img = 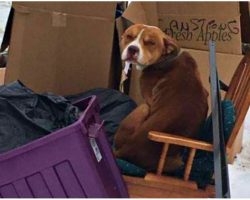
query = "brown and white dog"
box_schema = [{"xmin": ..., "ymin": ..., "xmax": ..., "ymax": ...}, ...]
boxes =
[{"xmin": 114, "ymin": 24, "xmax": 208, "ymax": 173}]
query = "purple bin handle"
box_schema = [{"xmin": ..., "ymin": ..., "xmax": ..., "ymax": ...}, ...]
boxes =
[
  {"xmin": 73, "ymin": 96, "xmax": 102, "ymax": 138},
  {"xmin": 88, "ymin": 121, "xmax": 105, "ymax": 138}
]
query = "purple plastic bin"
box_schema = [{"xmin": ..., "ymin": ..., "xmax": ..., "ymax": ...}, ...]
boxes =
[{"xmin": 0, "ymin": 96, "xmax": 128, "ymax": 198}]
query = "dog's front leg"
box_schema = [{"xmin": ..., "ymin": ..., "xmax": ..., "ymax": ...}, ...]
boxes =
[{"xmin": 114, "ymin": 103, "xmax": 150, "ymax": 150}]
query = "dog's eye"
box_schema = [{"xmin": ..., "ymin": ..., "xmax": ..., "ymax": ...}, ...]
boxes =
[
  {"xmin": 126, "ymin": 34, "xmax": 134, "ymax": 40},
  {"xmin": 144, "ymin": 40, "xmax": 156, "ymax": 46}
]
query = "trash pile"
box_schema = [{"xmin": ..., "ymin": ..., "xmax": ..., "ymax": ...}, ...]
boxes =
[{"xmin": 0, "ymin": 81, "xmax": 137, "ymax": 153}]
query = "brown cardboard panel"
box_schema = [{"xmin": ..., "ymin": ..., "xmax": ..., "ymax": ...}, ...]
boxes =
[
  {"xmin": 122, "ymin": 2, "xmax": 158, "ymax": 26},
  {"xmin": 122, "ymin": 2, "xmax": 148, "ymax": 25},
  {"xmin": 122, "ymin": 2, "xmax": 242, "ymax": 55},
  {"xmin": 155, "ymin": 2, "xmax": 240, "ymax": 16},
  {"xmin": 0, "ymin": 68, "xmax": 5, "ymax": 85},
  {"xmin": 116, "ymin": 17, "xmax": 132, "ymax": 46},
  {"xmin": 6, "ymin": 2, "xmax": 116, "ymax": 95},
  {"xmin": 13, "ymin": 2, "xmax": 116, "ymax": 20},
  {"xmin": 140, "ymin": 2, "xmax": 158, "ymax": 26},
  {"xmin": 158, "ymin": 15, "xmax": 241, "ymax": 55},
  {"xmin": 186, "ymin": 49, "xmax": 243, "ymax": 113},
  {"xmin": 129, "ymin": 49, "xmax": 243, "ymax": 114},
  {"xmin": 116, "ymin": 17, "xmax": 125, "ymax": 42}
]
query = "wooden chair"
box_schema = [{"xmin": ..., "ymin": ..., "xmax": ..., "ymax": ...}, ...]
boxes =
[{"xmin": 124, "ymin": 53, "xmax": 250, "ymax": 198}]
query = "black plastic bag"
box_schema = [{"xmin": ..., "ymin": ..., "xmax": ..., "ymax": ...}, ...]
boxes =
[
  {"xmin": 0, "ymin": 81, "xmax": 79, "ymax": 153},
  {"xmin": 66, "ymin": 88, "xmax": 137, "ymax": 145}
]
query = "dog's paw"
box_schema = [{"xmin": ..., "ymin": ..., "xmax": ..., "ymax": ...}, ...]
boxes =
[{"xmin": 140, "ymin": 104, "xmax": 150, "ymax": 115}]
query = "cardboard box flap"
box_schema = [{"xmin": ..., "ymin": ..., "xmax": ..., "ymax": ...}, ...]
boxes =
[
  {"xmin": 6, "ymin": 3, "xmax": 117, "ymax": 95},
  {"xmin": 156, "ymin": 2, "xmax": 240, "ymax": 16},
  {"xmin": 123, "ymin": 2, "xmax": 240, "ymax": 25},
  {"xmin": 122, "ymin": 2, "xmax": 147, "ymax": 24},
  {"xmin": 13, "ymin": 2, "xmax": 116, "ymax": 20},
  {"xmin": 139, "ymin": 2, "xmax": 158, "ymax": 26},
  {"xmin": 121, "ymin": 2, "xmax": 242, "ymax": 55},
  {"xmin": 0, "ymin": 68, "xmax": 5, "ymax": 85},
  {"xmin": 122, "ymin": 2, "xmax": 158, "ymax": 26}
]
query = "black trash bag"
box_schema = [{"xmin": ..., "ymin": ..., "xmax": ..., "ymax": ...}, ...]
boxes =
[
  {"xmin": 0, "ymin": 81, "xmax": 80, "ymax": 153},
  {"xmin": 66, "ymin": 88, "xmax": 137, "ymax": 145}
]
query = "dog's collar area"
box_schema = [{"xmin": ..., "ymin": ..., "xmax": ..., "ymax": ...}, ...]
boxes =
[{"xmin": 147, "ymin": 49, "xmax": 182, "ymax": 70}]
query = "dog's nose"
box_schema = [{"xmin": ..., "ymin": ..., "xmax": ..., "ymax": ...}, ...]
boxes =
[{"xmin": 128, "ymin": 45, "xmax": 139, "ymax": 55}]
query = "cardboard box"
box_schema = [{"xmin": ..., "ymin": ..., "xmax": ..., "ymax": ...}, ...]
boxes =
[
  {"xmin": 122, "ymin": 2, "xmax": 242, "ymax": 55},
  {"xmin": 129, "ymin": 49, "xmax": 243, "ymax": 113},
  {"xmin": 0, "ymin": 68, "xmax": 5, "ymax": 85},
  {"xmin": 5, "ymin": 2, "xmax": 118, "ymax": 95}
]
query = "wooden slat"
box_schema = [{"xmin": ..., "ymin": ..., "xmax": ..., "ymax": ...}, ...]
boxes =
[
  {"xmin": 227, "ymin": 124, "xmax": 244, "ymax": 163},
  {"xmin": 227, "ymin": 96, "xmax": 250, "ymax": 149},
  {"xmin": 144, "ymin": 173, "xmax": 198, "ymax": 190},
  {"xmin": 226, "ymin": 57, "xmax": 250, "ymax": 149},
  {"xmin": 235, "ymin": 79, "xmax": 250, "ymax": 120},
  {"xmin": 157, "ymin": 143, "xmax": 169, "ymax": 175},
  {"xmin": 149, "ymin": 131, "xmax": 213, "ymax": 151},
  {"xmin": 184, "ymin": 148, "xmax": 196, "ymax": 181},
  {"xmin": 231, "ymin": 63, "xmax": 247, "ymax": 104},
  {"xmin": 126, "ymin": 182, "xmax": 172, "ymax": 198},
  {"xmin": 123, "ymin": 175, "xmax": 215, "ymax": 198},
  {"xmin": 234, "ymin": 66, "xmax": 250, "ymax": 114},
  {"xmin": 225, "ymin": 54, "xmax": 248, "ymax": 100}
]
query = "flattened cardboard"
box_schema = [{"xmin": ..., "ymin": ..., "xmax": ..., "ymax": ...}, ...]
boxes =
[
  {"xmin": 0, "ymin": 68, "xmax": 5, "ymax": 85},
  {"xmin": 129, "ymin": 49, "xmax": 243, "ymax": 113},
  {"xmin": 122, "ymin": 2, "xmax": 242, "ymax": 55},
  {"xmin": 5, "ymin": 2, "xmax": 117, "ymax": 95}
]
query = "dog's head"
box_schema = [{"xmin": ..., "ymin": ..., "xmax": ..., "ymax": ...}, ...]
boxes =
[{"xmin": 121, "ymin": 24, "xmax": 180, "ymax": 70}]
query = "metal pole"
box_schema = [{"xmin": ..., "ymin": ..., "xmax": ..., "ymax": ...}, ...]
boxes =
[{"xmin": 209, "ymin": 41, "xmax": 230, "ymax": 198}]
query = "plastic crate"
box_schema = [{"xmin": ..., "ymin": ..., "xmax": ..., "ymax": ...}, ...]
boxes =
[{"xmin": 0, "ymin": 96, "xmax": 128, "ymax": 198}]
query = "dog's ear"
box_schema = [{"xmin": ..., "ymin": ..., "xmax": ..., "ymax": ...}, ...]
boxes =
[{"xmin": 163, "ymin": 36, "xmax": 180, "ymax": 56}]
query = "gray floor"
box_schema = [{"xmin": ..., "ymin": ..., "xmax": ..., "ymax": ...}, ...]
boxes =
[{"xmin": 229, "ymin": 109, "xmax": 250, "ymax": 198}]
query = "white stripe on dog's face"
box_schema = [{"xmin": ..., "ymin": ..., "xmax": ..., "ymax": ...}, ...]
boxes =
[
  {"xmin": 121, "ymin": 29, "xmax": 144, "ymax": 65},
  {"xmin": 143, "ymin": 24, "xmax": 160, "ymax": 30}
]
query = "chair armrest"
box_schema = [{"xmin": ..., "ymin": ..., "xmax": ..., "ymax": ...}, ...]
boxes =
[{"xmin": 148, "ymin": 131, "xmax": 213, "ymax": 152}]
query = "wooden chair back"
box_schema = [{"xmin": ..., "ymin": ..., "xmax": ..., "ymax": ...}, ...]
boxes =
[{"xmin": 225, "ymin": 52, "xmax": 250, "ymax": 149}]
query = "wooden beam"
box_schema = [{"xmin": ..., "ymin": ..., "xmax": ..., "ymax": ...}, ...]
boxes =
[
  {"xmin": 157, "ymin": 143, "xmax": 169, "ymax": 175},
  {"xmin": 144, "ymin": 173, "xmax": 198, "ymax": 190},
  {"xmin": 184, "ymin": 148, "xmax": 196, "ymax": 181},
  {"xmin": 123, "ymin": 175, "xmax": 215, "ymax": 198},
  {"xmin": 149, "ymin": 131, "xmax": 213, "ymax": 152}
]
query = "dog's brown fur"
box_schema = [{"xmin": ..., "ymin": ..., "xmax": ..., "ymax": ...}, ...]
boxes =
[{"xmin": 114, "ymin": 24, "xmax": 208, "ymax": 172}]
